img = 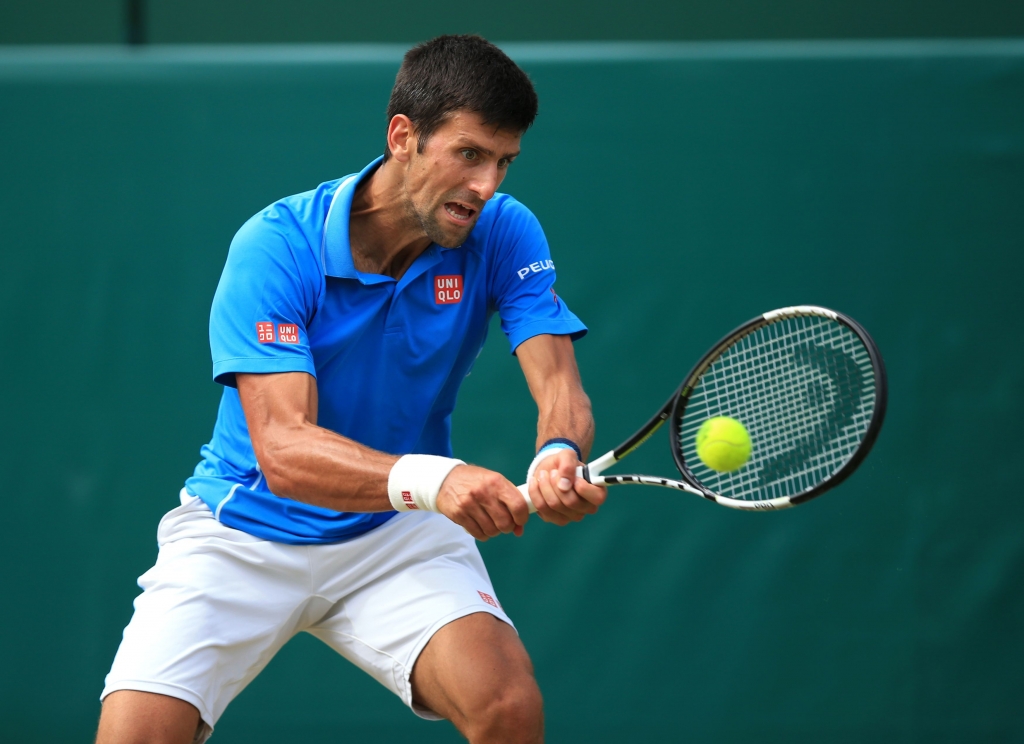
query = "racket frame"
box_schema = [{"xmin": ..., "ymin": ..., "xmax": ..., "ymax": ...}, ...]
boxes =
[{"xmin": 582, "ymin": 305, "xmax": 888, "ymax": 511}]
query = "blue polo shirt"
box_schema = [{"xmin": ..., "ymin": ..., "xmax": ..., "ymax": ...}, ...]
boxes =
[{"xmin": 185, "ymin": 157, "xmax": 587, "ymax": 544}]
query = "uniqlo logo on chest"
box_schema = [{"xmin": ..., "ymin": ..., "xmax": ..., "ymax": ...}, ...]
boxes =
[
  {"xmin": 277, "ymin": 324, "xmax": 299, "ymax": 344},
  {"xmin": 256, "ymin": 322, "xmax": 276, "ymax": 344},
  {"xmin": 435, "ymin": 275, "xmax": 463, "ymax": 304}
]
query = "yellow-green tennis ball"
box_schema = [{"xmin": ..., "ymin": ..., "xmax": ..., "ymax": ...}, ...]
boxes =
[{"xmin": 695, "ymin": 417, "xmax": 752, "ymax": 472}]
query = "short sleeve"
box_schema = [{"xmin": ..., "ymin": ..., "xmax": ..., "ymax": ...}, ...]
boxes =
[
  {"xmin": 488, "ymin": 199, "xmax": 587, "ymax": 353},
  {"xmin": 209, "ymin": 215, "xmax": 321, "ymax": 388}
]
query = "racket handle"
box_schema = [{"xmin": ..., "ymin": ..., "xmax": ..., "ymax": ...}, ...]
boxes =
[
  {"xmin": 516, "ymin": 483, "xmax": 538, "ymax": 514},
  {"xmin": 516, "ymin": 465, "xmax": 588, "ymax": 515}
]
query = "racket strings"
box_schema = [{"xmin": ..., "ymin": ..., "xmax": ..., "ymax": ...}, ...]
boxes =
[{"xmin": 678, "ymin": 315, "xmax": 877, "ymax": 501}]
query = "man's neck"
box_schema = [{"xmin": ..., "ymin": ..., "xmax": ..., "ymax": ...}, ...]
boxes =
[{"xmin": 348, "ymin": 159, "xmax": 432, "ymax": 279}]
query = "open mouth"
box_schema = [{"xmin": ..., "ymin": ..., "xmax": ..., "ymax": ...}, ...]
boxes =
[{"xmin": 444, "ymin": 201, "xmax": 477, "ymax": 224}]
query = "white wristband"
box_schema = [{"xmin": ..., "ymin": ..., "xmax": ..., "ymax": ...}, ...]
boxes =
[
  {"xmin": 388, "ymin": 454, "xmax": 465, "ymax": 513},
  {"xmin": 526, "ymin": 443, "xmax": 575, "ymax": 484}
]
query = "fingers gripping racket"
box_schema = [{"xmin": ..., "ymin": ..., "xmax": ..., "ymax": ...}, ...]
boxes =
[{"xmin": 518, "ymin": 305, "xmax": 887, "ymax": 511}]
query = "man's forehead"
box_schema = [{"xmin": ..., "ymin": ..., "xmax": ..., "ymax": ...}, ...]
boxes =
[{"xmin": 435, "ymin": 111, "xmax": 522, "ymax": 150}]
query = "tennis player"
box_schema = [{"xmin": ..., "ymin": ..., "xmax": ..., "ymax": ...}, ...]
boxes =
[{"xmin": 96, "ymin": 35, "xmax": 605, "ymax": 744}]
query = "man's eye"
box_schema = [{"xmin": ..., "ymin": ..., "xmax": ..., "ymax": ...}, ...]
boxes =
[
  {"xmin": 461, "ymin": 149, "xmax": 477, "ymax": 161},
  {"xmin": 498, "ymin": 158, "xmax": 510, "ymax": 169}
]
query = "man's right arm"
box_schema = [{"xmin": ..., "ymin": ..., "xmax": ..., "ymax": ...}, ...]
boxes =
[{"xmin": 236, "ymin": 371, "xmax": 529, "ymax": 540}]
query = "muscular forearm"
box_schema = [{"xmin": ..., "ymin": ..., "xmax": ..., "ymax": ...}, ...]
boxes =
[
  {"xmin": 237, "ymin": 371, "xmax": 399, "ymax": 512},
  {"xmin": 517, "ymin": 334, "xmax": 596, "ymax": 460},
  {"xmin": 517, "ymin": 335, "xmax": 606, "ymax": 525},
  {"xmin": 534, "ymin": 383, "xmax": 595, "ymax": 460},
  {"xmin": 237, "ymin": 372, "xmax": 527, "ymax": 538},
  {"xmin": 256, "ymin": 421, "xmax": 398, "ymax": 512}
]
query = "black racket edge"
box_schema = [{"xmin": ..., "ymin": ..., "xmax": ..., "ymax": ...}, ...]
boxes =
[
  {"xmin": 608, "ymin": 392, "xmax": 678, "ymax": 461},
  {"xmin": 666, "ymin": 306, "xmax": 889, "ymax": 506},
  {"xmin": 576, "ymin": 390, "xmax": 679, "ymax": 486}
]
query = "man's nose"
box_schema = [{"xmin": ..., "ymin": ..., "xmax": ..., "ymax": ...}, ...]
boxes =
[{"xmin": 468, "ymin": 166, "xmax": 500, "ymax": 202}]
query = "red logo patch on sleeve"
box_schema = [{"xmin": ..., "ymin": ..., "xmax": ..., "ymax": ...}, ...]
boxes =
[
  {"xmin": 277, "ymin": 324, "xmax": 299, "ymax": 344},
  {"xmin": 256, "ymin": 322, "xmax": 275, "ymax": 344},
  {"xmin": 435, "ymin": 275, "xmax": 463, "ymax": 304}
]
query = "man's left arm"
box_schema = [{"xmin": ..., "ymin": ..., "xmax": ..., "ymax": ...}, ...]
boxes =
[{"xmin": 517, "ymin": 333, "xmax": 607, "ymax": 525}]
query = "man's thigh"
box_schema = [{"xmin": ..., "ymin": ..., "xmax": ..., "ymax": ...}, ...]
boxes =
[
  {"xmin": 96, "ymin": 690, "xmax": 202, "ymax": 744},
  {"xmin": 410, "ymin": 612, "xmax": 542, "ymax": 735},
  {"xmin": 101, "ymin": 496, "xmax": 311, "ymax": 737},
  {"xmin": 306, "ymin": 511, "xmax": 517, "ymax": 720}
]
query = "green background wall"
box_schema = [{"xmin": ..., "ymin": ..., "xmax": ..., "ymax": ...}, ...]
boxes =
[
  {"xmin": 1, "ymin": 41, "xmax": 1022, "ymax": 742},
  {"xmin": 2, "ymin": 0, "xmax": 1024, "ymax": 44}
]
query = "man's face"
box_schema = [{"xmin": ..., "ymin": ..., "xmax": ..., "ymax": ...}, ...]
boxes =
[{"xmin": 401, "ymin": 111, "xmax": 522, "ymax": 248}]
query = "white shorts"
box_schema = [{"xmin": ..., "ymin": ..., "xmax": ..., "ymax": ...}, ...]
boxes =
[{"xmin": 102, "ymin": 492, "xmax": 512, "ymax": 742}]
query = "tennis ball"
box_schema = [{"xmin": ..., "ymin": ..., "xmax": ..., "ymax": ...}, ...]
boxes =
[{"xmin": 695, "ymin": 417, "xmax": 752, "ymax": 472}]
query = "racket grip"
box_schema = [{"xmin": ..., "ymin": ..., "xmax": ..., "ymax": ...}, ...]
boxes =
[
  {"xmin": 516, "ymin": 483, "xmax": 538, "ymax": 514},
  {"xmin": 516, "ymin": 465, "xmax": 587, "ymax": 515}
]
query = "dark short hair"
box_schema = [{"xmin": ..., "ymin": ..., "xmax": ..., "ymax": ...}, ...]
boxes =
[{"xmin": 384, "ymin": 35, "xmax": 539, "ymax": 159}]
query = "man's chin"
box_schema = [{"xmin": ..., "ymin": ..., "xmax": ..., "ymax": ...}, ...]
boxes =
[
  {"xmin": 416, "ymin": 205, "xmax": 479, "ymax": 248},
  {"xmin": 426, "ymin": 221, "xmax": 475, "ymax": 249}
]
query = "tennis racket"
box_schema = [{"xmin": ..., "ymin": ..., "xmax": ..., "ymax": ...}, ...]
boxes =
[{"xmin": 518, "ymin": 305, "xmax": 887, "ymax": 511}]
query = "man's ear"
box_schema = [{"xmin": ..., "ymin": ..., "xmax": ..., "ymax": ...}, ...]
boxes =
[{"xmin": 387, "ymin": 115, "xmax": 416, "ymax": 163}]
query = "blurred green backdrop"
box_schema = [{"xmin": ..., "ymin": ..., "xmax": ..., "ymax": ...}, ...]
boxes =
[
  {"xmin": 2, "ymin": 0, "xmax": 1024, "ymax": 44},
  {"xmin": 1, "ymin": 40, "xmax": 1022, "ymax": 742}
]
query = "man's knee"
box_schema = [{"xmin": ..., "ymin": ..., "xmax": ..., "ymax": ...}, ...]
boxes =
[
  {"xmin": 412, "ymin": 613, "xmax": 544, "ymax": 742},
  {"xmin": 466, "ymin": 674, "xmax": 544, "ymax": 743}
]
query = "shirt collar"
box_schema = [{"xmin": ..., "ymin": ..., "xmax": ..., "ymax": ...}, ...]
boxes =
[{"xmin": 322, "ymin": 156, "xmax": 391, "ymax": 283}]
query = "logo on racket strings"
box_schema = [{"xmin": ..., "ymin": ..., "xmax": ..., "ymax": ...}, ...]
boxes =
[{"xmin": 756, "ymin": 341, "xmax": 866, "ymax": 488}]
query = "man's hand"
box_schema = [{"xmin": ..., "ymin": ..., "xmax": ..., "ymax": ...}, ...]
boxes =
[
  {"xmin": 437, "ymin": 465, "xmax": 532, "ymax": 541},
  {"xmin": 526, "ymin": 447, "xmax": 607, "ymax": 526}
]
